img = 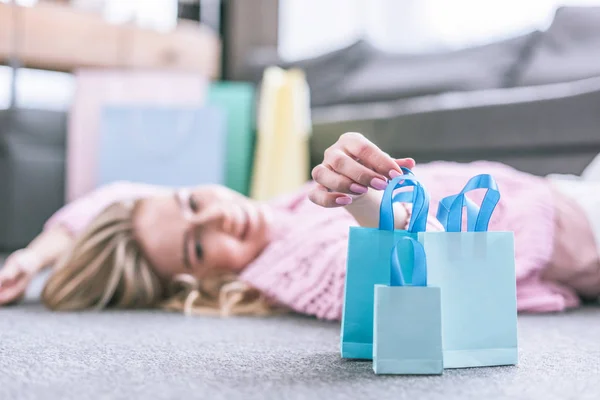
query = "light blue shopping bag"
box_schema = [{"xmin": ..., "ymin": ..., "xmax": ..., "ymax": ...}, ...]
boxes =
[
  {"xmin": 420, "ymin": 174, "xmax": 518, "ymax": 368},
  {"xmin": 373, "ymin": 236, "xmax": 443, "ymax": 375},
  {"xmin": 341, "ymin": 168, "xmax": 430, "ymax": 359},
  {"xmin": 97, "ymin": 105, "xmax": 227, "ymax": 188}
]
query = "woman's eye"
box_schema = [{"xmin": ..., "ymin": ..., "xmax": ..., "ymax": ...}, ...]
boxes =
[
  {"xmin": 189, "ymin": 195, "xmax": 199, "ymax": 212},
  {"xmin": 194, "ymin": 241, "xmax": 204, "ymax": 260}
]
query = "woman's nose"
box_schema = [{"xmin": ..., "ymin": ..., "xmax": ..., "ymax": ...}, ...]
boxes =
[{"xmin": 187, "ymin": 205, "xmax": 226, "ymax": 228}]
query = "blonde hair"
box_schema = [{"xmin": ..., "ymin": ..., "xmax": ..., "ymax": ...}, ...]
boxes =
[{"xmin": 42, "ymin": 201, "xmax": 273, "ymax": 317}]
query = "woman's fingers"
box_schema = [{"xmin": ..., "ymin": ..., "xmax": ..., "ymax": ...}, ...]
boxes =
[
  {"xmin": 0, "ymin": 265, "xmax": 28, "ymax": 305},
  {"xmin": 0, "ymin": 248, "xmax": 35, "ymax": 305},
  {"xmin": 0, "ymin": 263, "xmax": 21, "ymax": 287},
  {"xmin": 337, "ymin": 132, "xmax": 403, "ymax": 178},
  {"xmin": 395, "ymin": 158, "xmax": 416, "ymax": 170},
  {"xmin": 319, "ymin": 133, "xmax": 417, "ymax": 195},
  {"xmin": 311, "ymin": 163, "xmax": 370, "ymax": 194},
  {"xmin": 0, "ymin": 278, "xmax": 27, "ymax": 305},
  {"xmin": 308, "ymin": 184, "xmax": 352, "ymax": 208},
  {"xmin": 321, "ymin": 148, "xmax": 387, "ymax": 191}
]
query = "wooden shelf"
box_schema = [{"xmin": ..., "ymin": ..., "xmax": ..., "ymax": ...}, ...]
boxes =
[{"xmin": 0, "ymin": 3, "xmax": 221, "ymax": 78}]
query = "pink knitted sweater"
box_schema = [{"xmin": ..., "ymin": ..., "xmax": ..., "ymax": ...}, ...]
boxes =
[{"xmin": 46, "ymin": 161, "xmax": 584, "ymax": 319}]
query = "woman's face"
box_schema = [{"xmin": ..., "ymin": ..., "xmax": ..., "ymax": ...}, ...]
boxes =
[{"xmin": 133, "ymin": 185, "xmax": 273, "ymax": 280}]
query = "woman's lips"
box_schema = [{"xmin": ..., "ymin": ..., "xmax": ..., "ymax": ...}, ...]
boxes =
[
  {"xmin": 240, "ymin": 205, "xmax": 257, "ymax": 241},
  {"xmin": 240, "ymin": 210, "xmax": 251, "ymax": 240},
  {"xmin": 236, "ymin": 201, "xmax": 273, "ymax": 242}
]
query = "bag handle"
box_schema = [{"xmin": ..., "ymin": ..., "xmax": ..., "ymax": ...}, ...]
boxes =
[
  {"xmin": 436, "ymin": 174, "xmax": 500, "ymax": 232},
  {"xmin": 379, "ymin": 167, "xmax": 430, "ymax": 233},
  {"xmin": 390, "ymin": 237, "xmax": 427, "ymax": 286}
]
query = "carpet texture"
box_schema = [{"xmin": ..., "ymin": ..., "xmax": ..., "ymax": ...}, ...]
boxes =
[{"xmin": 1, "ymin": 263, "xmax": 600, "ymax": 399}]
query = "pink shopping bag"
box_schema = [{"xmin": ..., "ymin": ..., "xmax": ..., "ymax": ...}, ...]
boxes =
[{"xmin": 67, "ymin": 69, "xmax": 208, "ymax": 201}]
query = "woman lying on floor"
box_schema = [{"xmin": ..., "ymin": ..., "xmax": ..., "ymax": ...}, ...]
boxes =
[{"xmin": 1, "ymin": 132, "xmax": 599, "ymax": 316}]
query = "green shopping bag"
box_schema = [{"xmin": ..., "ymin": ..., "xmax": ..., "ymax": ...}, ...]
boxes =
[{"xmin": 207, "ymin": 82, "xmax": 255, "ymax": 196}]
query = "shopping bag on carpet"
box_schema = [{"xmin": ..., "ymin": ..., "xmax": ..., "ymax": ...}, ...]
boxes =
[
  {"xmin": 373, "ymin": 237, "xmax": 443, "ymax": 375},
  {"xmin": 340, "ymin": 169, "xmax": 430, "ymax": 359},
  {"xmin": 419, "ymin": 174, "xmax": 518, "ymax": 368},
  {"xmin": 97, "ymin": 105, "xmax": 227, "ymax": 188}
]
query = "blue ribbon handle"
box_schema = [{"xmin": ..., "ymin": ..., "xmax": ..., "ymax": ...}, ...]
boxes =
[
  {"xmin": 391, "ymin": 167, "xmax": 418, "ymax": 202},
  {"xmin": 379, "ymin": 168, "xmax": 430, "ymax": 233},
  {"xmin": 436, "ymin": 174, "xmax": 500, "ymax": 232},
  {"xmin": 390, "ymin": 237, "xmax": 428, "ymax": 287}
]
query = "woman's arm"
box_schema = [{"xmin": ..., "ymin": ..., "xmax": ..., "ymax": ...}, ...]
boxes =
[
  {"xmin": 26, "ymin": 225, "xmax": 74, "ymax": 271},
  {"xmin": 45, "ymin": 181, "xmax": 166, "ymax": 236},
  {"xmin": 343, "ymin": 188, "xmax": 408, "ymax": 228},
  {"xmin": 0, "ymin": 225, "xmax": 73, "ymax": 305},
  {"xmin": 343, "ymin": 188, "xmax": 444, "ymax": 231},
  {"xmin": 0, "ymin": 181, "xmax": 165, "ymax": 305}
]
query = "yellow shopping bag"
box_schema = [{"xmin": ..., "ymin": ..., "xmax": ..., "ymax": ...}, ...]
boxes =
[{"xmin": 250, "ymin": 67, "xmax": 311, "ymax": 200}]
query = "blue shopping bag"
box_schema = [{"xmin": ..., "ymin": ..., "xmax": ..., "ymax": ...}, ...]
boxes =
[
  {"xmin": 97, "ymin": 105, "xmax": 227, "ymax": 188},
  {"xmin": 373, "ymin": 236, "xmax": 443, "ymax": 375},
  {"xmin": 419, "ymin": 174, "xmax": 518, "ymax": 368},
  {"xmin": 340, "ymin": 168, "xmax": 430, "ymax": 359}
]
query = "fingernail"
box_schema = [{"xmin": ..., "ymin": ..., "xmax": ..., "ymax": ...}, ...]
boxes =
[
  {"xmin": 335, "ymin": 196, "xmax": 353, "ymax": 205},
  {"xmin": 389, "ymin": 169, "xmax": 401, "ymax": 178},
  {"xmin": 349, "ymin": 183, "xmax": 368, "ymax": 194},
  {"xmin": 370, "ymin": 177, "xmax": 388, "ymax": 190}
]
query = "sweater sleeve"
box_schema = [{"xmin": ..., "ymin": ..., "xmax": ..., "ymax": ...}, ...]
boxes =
[
  {"xmin": 240, "ymin": 196, "xmax": 444, "ymax": 321},
  {"xmin": 242, "ymin": 162, "xmax": 582, "ymax": 319},
  {"xmin": 44, "ymin": 182, "xmax": 167, "ymax": 236}
]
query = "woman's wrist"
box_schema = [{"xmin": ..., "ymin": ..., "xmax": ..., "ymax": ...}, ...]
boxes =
[
  {"xmin": 344, "ymin": 190, "xmax": 382, "ymax": 228},
  {"xmin": 8, "ymin": 248, "xmax": 44, "ymax": 275},
  {"xmin": 24, "ymin": 225, "xmax": 74, "ymax": 273},
  {"xmin": 344, "ymin": 189, "xmax": 410, "ymax": 230}
]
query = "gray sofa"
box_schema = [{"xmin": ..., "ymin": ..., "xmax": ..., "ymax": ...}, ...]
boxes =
[{"xmin": 295, "ymin": 6, "xmax": 600, "ymax": 177}]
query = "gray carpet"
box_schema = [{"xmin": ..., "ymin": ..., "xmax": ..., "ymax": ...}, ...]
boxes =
[{"xmin": 1, "ymin": 263, "xmax": 600, "ymax": 399}]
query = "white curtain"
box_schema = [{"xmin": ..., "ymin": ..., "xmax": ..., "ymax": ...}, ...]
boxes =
[
  {"xmin": 0, "ymin": 0, "xmax": 177, "ymax": 110},
  {"xmin": 0, "ymin": 0, "xmax": 178, "ymax": 31},
  {"xmin": 279, "ymin": 0, "xmax": 600, "ymax": 61},
  {"xmin": 102, "ymin": 0, "xmax": 178, "ymax": 31}
]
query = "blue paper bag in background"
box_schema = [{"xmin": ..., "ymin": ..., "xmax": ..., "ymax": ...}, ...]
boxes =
[
  {"xmin": 97, "ymin": 106, "xmax": 227, "ymax": 188},
  {"xmin": 420, "ymin": 174, "xmax": 518, "ymax": 368},
  {"xmin": 373, "ymin": 237, "xmax": 443, "ymax": 375},
  {"xmin": 341, "ymin": 169, "xmax": 430, "ymax": 359}
]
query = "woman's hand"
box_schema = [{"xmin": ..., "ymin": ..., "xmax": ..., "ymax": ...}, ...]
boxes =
[
  {"xmin": 0, "ymin": 249, "xmax": 41, "ymax": 305},
  {"xmin": 309, "ymin": 132, "xmax": 415, "ymax": 207}
]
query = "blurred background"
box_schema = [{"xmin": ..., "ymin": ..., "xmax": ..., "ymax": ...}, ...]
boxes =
[{"xmin": 1, "ymin": 0, "xmax": 600, "ymax": 252}]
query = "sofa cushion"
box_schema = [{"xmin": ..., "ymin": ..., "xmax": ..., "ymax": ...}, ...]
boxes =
[
  {"xmin": 336, "ymin": 32, "xmax": 539, "ymax": 106},
  {"xmin": 513, "ymin": 6, "xmax": 600, "ymax": 86}
]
